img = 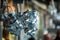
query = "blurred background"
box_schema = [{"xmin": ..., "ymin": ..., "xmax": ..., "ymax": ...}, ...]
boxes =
[{"xmin": 0, "ymin": 0, "xmax": 60, "ymax": 40}]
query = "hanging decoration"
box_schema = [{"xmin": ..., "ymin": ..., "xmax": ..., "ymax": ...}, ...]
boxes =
[{"xmin": 1, "ymin": 0, "xmax": 38, "ymax": 37}]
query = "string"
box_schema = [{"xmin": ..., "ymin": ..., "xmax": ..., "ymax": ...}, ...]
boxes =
[
  {"xmin": 27, "ymin": 0, "xmax": 29, "ymax": 10},
  {"xmin": 5, "ymin": 0, "xmax": 9, "ymax": 13}
]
